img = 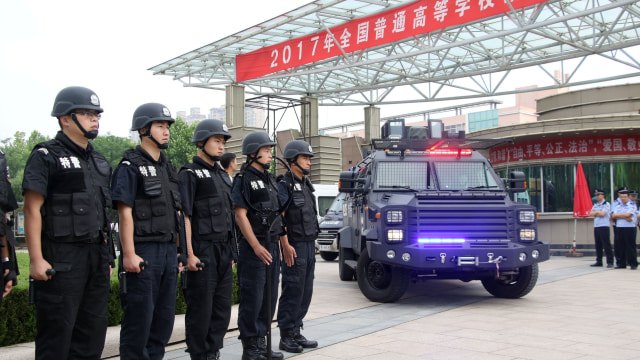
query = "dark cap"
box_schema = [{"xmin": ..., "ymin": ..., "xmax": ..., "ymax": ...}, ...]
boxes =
[
  {"xmin": 617, "ymin": 186, "xmax": 629, "ymax": 194},
  {"xmin": 630, "ymin": 190, "xmax": 638, "ymax": 196},
  {"xmin": 593, "ymin": 188, "xmax": 605, "ymax": 195}
]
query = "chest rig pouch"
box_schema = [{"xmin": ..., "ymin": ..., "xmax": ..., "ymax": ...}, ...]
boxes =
[
  {"xmin": 282, "ymin": 174, "xmax": 319, "ymax": 240},
  {"xmin": 122, "ymin": 149, "xmax": 181, "ymax": 242},
  {"xmin": 40, "ymin": 140, "xmax": 110, "ymax": 242},
  {"xmin": 183, "ymin": 161, "xmax": 232, "ymax": 241},
  {"xmin": 241, "ymin": 169, "xmax": 282, "ymax": 242}
]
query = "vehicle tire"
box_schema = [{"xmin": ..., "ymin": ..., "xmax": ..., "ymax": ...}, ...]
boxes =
[
  {"xmin": 356, "ymin": 248, "xmax": 408, "ymax": 303},
  {"xmin": 320, "ymin": 251, "xmax": 339, "ymax": 261},
  {"xmin": 481, "ymin": 263, "xmax": 539, "ymax": 299},
  {"xmin": 339, "ymin": 246, "xmax": 355, "ymax": 281}
]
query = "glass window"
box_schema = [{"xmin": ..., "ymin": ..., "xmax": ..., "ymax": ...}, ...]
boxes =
[
  {"xmin": 375, "ymin": 161, "xmax": 434, "ymax": 190},
  {"xmin": 326, "ymin": 193, "xmax": 345, "ymax": 215},
  {"xmin": 542, "ymin": 164, "xmax": 574, "ymax": 212},
  {"xmin": 582, "ymin": 162, "xmax": 611, "ymax": 202},
  {"xmin": 501, "ymin": 167, "xmax": 542, "ymax": 211},
  {"xmin": 613, "ymin": 162, "xmax": 640, "ymax": 194},
  {"xmin": 434, "ymin": 162, "xmax": 500, "ymax": 191},
  {"xmin": 317, "ymin": 196, "xmax": 335, "ymax": 216}
]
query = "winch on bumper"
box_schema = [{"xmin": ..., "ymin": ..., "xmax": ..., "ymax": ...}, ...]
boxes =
[{"xmin": 368, "ymin": 241, "xmax": 550, "ymax": 270}]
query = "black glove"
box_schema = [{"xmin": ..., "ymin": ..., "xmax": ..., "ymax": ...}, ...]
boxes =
[{"xmin": 4, "ymin": 269, "xmax": 17, "ymax": 286}]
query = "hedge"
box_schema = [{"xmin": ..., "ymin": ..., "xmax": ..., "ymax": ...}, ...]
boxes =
[{"xmin": 0, "ymin": 253, "xmax": 240, "ymax": 347}]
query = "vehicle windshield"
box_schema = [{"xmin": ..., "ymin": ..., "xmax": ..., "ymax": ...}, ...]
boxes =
[
  {"xmin": 327, "ymin": 193, "xmax": 345, "ymax": 214},
  {"xmin": 375, "ymin": 162, "xmax": 435, "ymax": 191},
  {"xmin": 434, "ymin": 161, "xmax": 500, "ymax": 191}
]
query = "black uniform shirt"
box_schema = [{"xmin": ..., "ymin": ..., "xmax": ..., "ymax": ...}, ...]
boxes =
[
  {"xmin": 23, "ymin": 131, "xmax": 95, "ymax": 197},
  {"xmin": 111, "ymin": 147, "xmax": 168, "ymax": 209}
]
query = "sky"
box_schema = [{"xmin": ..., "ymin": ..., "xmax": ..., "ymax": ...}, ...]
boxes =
[
  {"xmin": 1, "ymin": 1, "xmax": 639, "ymax": 141},
  {"xmin": 0, "ymin": 0, "xmax": 306, "ymax": 139}
]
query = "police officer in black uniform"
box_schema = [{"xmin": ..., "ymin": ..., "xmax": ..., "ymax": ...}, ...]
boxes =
[
  {"xmin": 111, "ymin": 103, "xmax": 182, "ymax": 360},
  {"xmin": 231, "ymin": 131, "xmax": 284, "ymax": 360},
  {"xmin": 23, "ymin": 86, "xmax": 113, "ymax": 359},
  {"xmin": 277, "ymin": 140, "xmax": 319, "ymax": 353},
  {"xmin": 1, "ymin": 148, "xmax": 19, "ymax": 301},
  {"xmin": 179, "ymin": 119, "xmax": 235, "ymax": 360}
]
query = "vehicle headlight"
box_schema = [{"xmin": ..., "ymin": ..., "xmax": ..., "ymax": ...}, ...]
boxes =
[
  {"xmin": 520, "ymin": 229, "xmax": 536, "ymax": 242},
  {"xmin": 386, "ymin": 210, "xmax": 403, "ymax": 224},
  {"xmin": 519, "ymin": 210, "xmax": 536, "ymax": 224},
  {"xmin": 387, "ymin": 229, "xmax": 403, "ymax": 242}
]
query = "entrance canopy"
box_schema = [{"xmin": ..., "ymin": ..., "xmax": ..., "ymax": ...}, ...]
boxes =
[{"xmin": 150, "ymin": 0, "xmax": 640, "ymax": 106}]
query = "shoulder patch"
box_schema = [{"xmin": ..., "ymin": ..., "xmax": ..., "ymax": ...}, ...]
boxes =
[
  {"xmin": 37, "ymin": 148, "xmax": 49, "ymax": 155},
  {"xmin": 122, "ymin": 160, "xmax": 131, "ymax": 166}
]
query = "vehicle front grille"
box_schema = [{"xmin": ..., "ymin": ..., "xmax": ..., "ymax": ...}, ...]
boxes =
[
  {"xmin": 408, "ymin": 196, "xmax": 513, "ymax": 248},
  {"xmin": 316, "ymin": 230, "xmax": 338, "ymax": 245}
]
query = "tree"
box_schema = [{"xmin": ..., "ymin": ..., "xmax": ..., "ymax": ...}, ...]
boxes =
[
  {"xmin": 92, "ymin": 133, "xmax": 135, "ymax": 169},
  {"xmin": 165, "ymin": 118, "xmax": 197, "ymax": 170},
  {"xmin": 1, "ymin": 131, "xmax": 49, "ymax": 202}
]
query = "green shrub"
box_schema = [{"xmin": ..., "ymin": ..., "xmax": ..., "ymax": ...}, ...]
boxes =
[{"xmin": 0, "ymin": 253, "xmax": 239, "ymax": 346}]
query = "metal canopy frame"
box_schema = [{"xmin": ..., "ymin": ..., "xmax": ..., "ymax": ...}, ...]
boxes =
[
  {"xmin": 245, "ymin": 94, "xmax": 311, "ymax": 140},
  {"xmin": 150, "ymin": 0, "xmax": 640, "ymax": 106}
]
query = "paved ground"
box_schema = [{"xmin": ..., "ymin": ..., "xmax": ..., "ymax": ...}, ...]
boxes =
[{"xmin": 3, "ymin": 255, "xmax": 640, "ymax": 360}]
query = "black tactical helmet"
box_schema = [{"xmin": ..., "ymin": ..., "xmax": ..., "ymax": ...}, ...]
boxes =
[
  {"xmin": 192, "ymin": 119, "xmax": 231, "ymax": 143},
  {"xmin": 51, "ymin": 86, "xmax": 103, "ymax": 117},
  {"xmin": 131, "ymin": 103, "xmax": 175, "ymax": 131},
  {"xmin": 283, "ymin": 140, "xmax": 314, "ymax": 160},
  {"xmin": 242, "ymin": 132, "xmax": 276, "ymax": 155}
]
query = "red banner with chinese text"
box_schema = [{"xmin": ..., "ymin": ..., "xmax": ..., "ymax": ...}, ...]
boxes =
[
  {"xmin": 236, "ymin": 0, "xmax": 549, "ymax": 82},
  {"xmin": 489, "ymin": 135, "xmax": 640, "ymax": 165}
]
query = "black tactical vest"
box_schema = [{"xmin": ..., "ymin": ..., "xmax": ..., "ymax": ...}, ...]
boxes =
[
  {"xmin": 38, "ymin": 139, "xmax": 111, "ymax": 242},
  {"xmin": 181, "ymin": 157, "xmax": 232, "ymax": 241},
  {"xmin": 0, "ymin": 150, "xmax": 18, "ymax": 213},
  {"xmin": 121, "ymin": 147, "xmax": 181, "ymax": 243},
  {"xmin": 281, "ymin": 173, "xmax": 319, "ymax": 242},
  {"xmin": 237, "ymin": 167, "xmax": 282, "ymax": 242}
]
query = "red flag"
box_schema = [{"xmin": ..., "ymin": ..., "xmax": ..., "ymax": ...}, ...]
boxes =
[{"xmin": 573, "ymin": 162, "xmax": 592, "ymax": 218}]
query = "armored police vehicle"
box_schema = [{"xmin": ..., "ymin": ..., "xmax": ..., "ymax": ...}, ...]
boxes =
[
  {"xmin": 316, "ymin": 193, "xmax": 346, "ymax": 261},
  {"xmin": 337, "ymin": 119, "xmax": 549, "ymax": 303}
]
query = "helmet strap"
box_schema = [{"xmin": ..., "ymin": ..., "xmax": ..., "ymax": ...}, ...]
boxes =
[
  {"xmin": 70, "ymin": 113, "xmax": 98, "ymax": 140},
  {"xmin": 295, "ymin": 161, "xmax": 310, "ymax": 176},
  {"xmin": 143, "ymin": 124, "xmax": 168, "ymax": 150},
  {"xmin": 289, "ymin": 156, "xmax": 309, "ymax": 176},
  {"xmin": 248, "ymin": 154, "xmax": 270, "ymax": 171},
  {"xmin": 198, "ymin": 138, "xmax": 220, "ymax": 162}
]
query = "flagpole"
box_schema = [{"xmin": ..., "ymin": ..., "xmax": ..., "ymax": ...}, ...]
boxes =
[{"xmin": 567, "ymin": 161, "xmax": 586, "ymax": 258}]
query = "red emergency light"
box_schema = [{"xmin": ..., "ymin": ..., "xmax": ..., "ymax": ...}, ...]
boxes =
[{"xmin": 425, "ymin": 149, "xmax": 472, "ymax": 156}]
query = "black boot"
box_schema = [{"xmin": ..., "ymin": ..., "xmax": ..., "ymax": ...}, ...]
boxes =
[
  {"xmin": 279, "ymin": 328, "xmax": 303, "ymax": 353},
  {"xmin": 242, "ymin": 337, "xmax": 267, "ymax": 360},
  {"xmin": 257, "ymin": 336, "xmax": 284, "ymax": 360},
  {"xmin": 294, "ymin": 327, "xmax": 318, "ymax": 348}
]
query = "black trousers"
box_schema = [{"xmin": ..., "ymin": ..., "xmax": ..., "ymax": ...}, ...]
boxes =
[
  {"xmin": 277, "ymin": 241, "xmax": 315, "ymax": 331},
  {"xmin": 614, "ymin": 227, "xmax": 638, "ymax": 268},
  {"xmin": 593, "ymin": 227, "xmax": 613, "ymax": 265},
  {"xmin": 119, "ymin": 241, "xmax": 178, "ymax": 360},
  {"xmin": 35, "ymin": 241, "xmax": 110, "ymax": 360},
  {"xmin": 237, "ymin": 239, "xmax": 280, "ymax": 339},
  {"xmin": 184, "ymin": 240, "xmax": 234, "ymax": 359}
]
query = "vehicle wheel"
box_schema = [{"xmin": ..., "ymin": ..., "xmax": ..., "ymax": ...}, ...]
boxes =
[
  {"xmin": 356, "ymin": 249, "xmax": 408, "ymax": 303},
  {"xmin": 320, "ymin": 251, "xmax": 339, "ymax": 261},
  {"xmin": 339, "ymin": 246, "xmax": 355, "ymax": 281},
  {"xmin": 481, "ymin": 263, "xmax": 539, "ymax": 299}
]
